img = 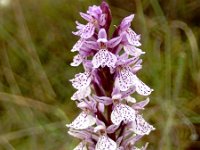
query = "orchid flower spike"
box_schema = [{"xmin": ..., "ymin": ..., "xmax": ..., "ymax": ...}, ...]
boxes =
[{"xmin": 66, "ymin": 2, "xmax": 155, "ymax": 149}]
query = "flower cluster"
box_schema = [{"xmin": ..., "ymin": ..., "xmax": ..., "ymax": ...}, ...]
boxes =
[{"xmin": 67, "ymin": 2, "xmax": 155, "ymax": 150}]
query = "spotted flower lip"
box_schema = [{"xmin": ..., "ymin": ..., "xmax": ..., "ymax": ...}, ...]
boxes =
[
  {"xmin": 130, "ymin": 114, "xmax": 155, "ymax": 135},
  {"xmin": 111, "ymin": 103, "xmax": 136, "ymax": 125},
  {"xmin": 66, "ymin": 111, "xmax": 96, "ymax": 130},
  {"xmin": 92, "ymin": 49, "xmax": 117, "ymax": 68},
  {"xmin": 114, "ymin": 65, "xmax": 153, "ymax": 96},
  {"xmin": 95, "ymin": 135, "xmax": 117, "ymax": 150},
  {"xmin": 70, "ymin": 72, "xmax": 91, "ymax": 90},
  {"xmin": 67, "ymin": 2, "xmax": 154, "ymax": 150}
]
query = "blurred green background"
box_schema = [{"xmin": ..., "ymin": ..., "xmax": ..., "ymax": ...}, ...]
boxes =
[{"xmin": 0, "ymin": 0, "xmax": 199, "ymax": 149}]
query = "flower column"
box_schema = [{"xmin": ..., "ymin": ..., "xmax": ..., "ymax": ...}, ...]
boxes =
[{"xmin": 66, "ymin": 2, "xmax": 155, "ymax": 150}]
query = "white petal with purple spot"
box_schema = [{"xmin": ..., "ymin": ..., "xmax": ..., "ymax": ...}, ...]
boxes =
[
  {"xmin": 71, "ymin": 54, "xmax": 85, "ymax": 67},
  {"xmin": 70, "ymin": 72, "xmax": 91, "ymax": 90},
  {"xmin": 66, "ymin": 112, "xmax": 96, "ymax": 130},
  {"xmin": 131, "ymin": 114, "xmax": 155, "ymax": 135},
  {"xmin": 126, "ymin": 28, "xmax": 141, "ymax": 46},
  {"xmin": 124, "ymin": 45, "xmax": 145, "ymax": 57},
  {"xmin": 95, "ymin": 135, "xmax": 117, "ymax": 150},
  {"xmin": 115, "ymin": 67, "xmax": 137, "ymax": 91},
  {"xmin": 133, "ymin": 76, "xmax": 153, "ymax": 96},
  {"xmin": 71, "ymin": 86, "xmax": 91, "ymax": 100},
  {"xmin": 92, "ymin": 49, "xmax": 117, "ymax": 68},
  {"xmin": 71, "ymin": 39, "xmax": 85, "ymax": 52},
  {"xmin": 111, "ymin": 103, "xmax": 136, "ymax": 125},
  {"xmin": 81, "ymin": 23, "xmax": 95, "ymax": 39}
]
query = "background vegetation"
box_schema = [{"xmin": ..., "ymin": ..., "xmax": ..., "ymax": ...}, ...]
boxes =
[{"xmin": 0, "ymin": 0, "xmax": 199, "ymax": 149}]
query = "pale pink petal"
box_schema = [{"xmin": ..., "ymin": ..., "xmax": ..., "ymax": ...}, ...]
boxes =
[
  {"xmin": 74, "ymin": 142, "xmax": 87, "ymax": 150},
  {"xmin": 126, "ymin": 28, "xmax": 141, "ymax": 46},
  {"xmin": 71, "ymin": 54, "xmax": 85, "ymax": 67},
  {"xmin": 95, "ymin": 135, "xmax": 117, "ymax": 150},
  {"xmin": 131, "ymin": 114, "xmax": 155, "ymax": 135},
  {"xmin": 98, "ymin": 102, "xmax": 105, "ymax": 113},
  {"xmin": 121, "ymin": 86, "xmax": 136, "ymax": 99},
  {"xmin": 125, "ymin": 96, "xmax": 136, "ymax": 103},
  {"xmin": 92, "ymin": 49, "xmax": 117, "ymax": 68},
  {"xmin": 115, "ymin": 67, "xmax": 137, "ymax": 91},
  {"xmin": 106, "ymin": 124, "xmax": 120, "ymax": 134},
  {"xmin": 133, "ymin": 76, "xmax": 153, "ymax": 96},
  {"xmin": 107, "ymin": 36, "xmax": 122, "ymax": 48},
  {"xmin": 84, "ymin": 40, "xmax": 99, "ymax": 50},
  {"xmin": 80, "ymin": 12, "xmax": 93, "ymax": 22},
  {"xmin": 93, "ymin": 95, "xmax": 113, "ymax": 105},
  {"xmin": 71, "ymin": 86, "xmax": 91, "ymax": 100},
  {"xmin": 123, "ymin": 45, "xmax": 145, "ymax": 57},
  {"xmin": 132, "ymin": 98, "xmax": 150, "ymax": 109},
  {"xmin": 97, "ymin": 28, "xmax": 107, "ymax": 43},
  {"xmin": 120, "ymin": 14, "xmax": 135, "ymax": 30},
  {"xmin": 111, "ymin": 103, "xmax": 136, "ymax": 125},
  {"xmin": 71, "ymin": 39, "xmax": 85, "ymax": 52},
  {"xmin": 66, "ymin": 112, "xmax": 96, "ymax": 130},
  {"xmin": 70, "ymin": 72, "xmax": 91, "ymax": 90},
  {"xmin": 87, "ymin": 5, "xmax": 102, "ymax": 19},
  {"xmin": 72, "ymin": 30, "xmax": 82, "ymax": 36},
  {"xmin": 75, "ymin": 21, "xmax": 85, "ymax": 29}
]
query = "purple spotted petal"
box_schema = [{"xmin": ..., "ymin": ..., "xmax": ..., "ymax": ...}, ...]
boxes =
[
  {"xmin": 71, "ymin": 54, "xmax": 85, "ymax": 67},
  {"xmin": 131, "ymin": 114, "xmax": 155, "ymax": 135},
  {"xmin": 115, "ymin": 67, "xmax": 137, "ymax": 91},
  {"xmin": 73, "ymin": 23, "xmax": 95, "ymax": 39},
  {"xmin": 125, "ymin": 28, "xmax": 141, "ymax": 46},
  {"xmin": 111, "ymin": 103, "xmax": 136, "ymax": 125},
  {"xmin": 70, "ymin": 72, "xmax": 91, "ymax": 90},
  {"xmin": 66, "ymin": 112, "xmax": 96, "ymax": 130},
  {"xmin": 92, "ymin": 49, "xmax": 117, "ymax": 68},
  {"xmin": 133, "ymin": 76, "xmax": 153, "ymax": 96},
  {"xmin": 124, "ymin": 45, "xmax": 145, "ymax": 57},
  {"xmin": 71, "ymin": 38, "xmax": 85, "ymax": 52},
  {"xmin": 82, "ymin": 23, "xmax": 95, "ymax": 39},
  {"xmin": 74, "ymin": 142, "xmax": 87, "ymax": 150},
  {"xmin": 71, "ymin": 86, "xmax": 91, "ymax": 100},
  {"xmin": 95, "ymin": 135, "xmax": 117, "ymax": 150}
]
